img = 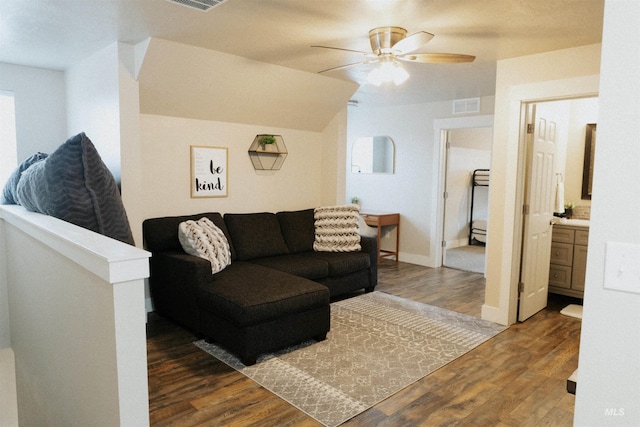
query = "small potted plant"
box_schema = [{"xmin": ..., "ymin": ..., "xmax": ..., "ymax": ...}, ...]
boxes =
[
  {"xmin": 564, "ymin": 201, "xmax": 575, "ymax": 219},
  {"xmin": 260, "ymin": 135, "xmax": 277, "ymax": 151}
]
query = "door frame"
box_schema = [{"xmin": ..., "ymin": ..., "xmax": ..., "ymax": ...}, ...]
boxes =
[
  {"xmin": 481, "ymin": 75, "xmax": 600, "ymax": 326},
  {"xmin": 512, "ymin": 95, "xmax": 598, "ymax": 322},
  {"xmin": 433, "ymin": 115, "xmax": 494, "ymax": 268}
]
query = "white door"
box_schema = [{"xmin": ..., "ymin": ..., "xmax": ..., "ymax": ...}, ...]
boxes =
[
  {"xmin": 441, "ymin": 131, "xmax": 452, "ymax": 265},
  {"xmin": 518, "ymin": 103, "xmax": 560, "ymax": 321}
]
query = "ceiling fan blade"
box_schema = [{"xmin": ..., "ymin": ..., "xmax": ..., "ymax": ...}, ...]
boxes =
[
  {"xmin": 391, "ymin": 31, "xmax": 434, "ymax": 55},
  {"xmin": 311, "ymin": 45, "xmax": 375, "ymax": 57},
  {"xmin": 317, "ymin": 59, "xmax": 379, "ymax": 73},
  {"xmin": 398, "ymin": 53, "xmax": 476, "ymax": 63}
]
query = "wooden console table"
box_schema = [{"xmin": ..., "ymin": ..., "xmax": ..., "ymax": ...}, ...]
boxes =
[{"xmin": 360, "ymin": 212, "xmax": 400, "ymax": 263}]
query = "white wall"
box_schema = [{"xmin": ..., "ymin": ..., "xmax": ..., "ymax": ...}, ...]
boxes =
[
  {"xmin": 66, "ymin": 43, "xmax": 123, "ymax": 183},
  {"xmin": 346, "ymin": 96, "xmax": 495, "ymax": 266},
  {"xmin": 137, "ymin": 114, "xmax": 334, "ymax": 220},
  {"xmin": 118, "ymin": 42, "xmax": 145, "ymax": 248},
  {"xmin": 575, "ymin": 1, "xmax": 640, "ymax": 423},
  {"xmin": 0, "ymin": 63, "xmax": 67, "ymax": 161},
  {"xmin": 321, "ymin": 106, "xmax": 349, "ymax": 206},
  {"xmin": 483, "ymin": 44, "xmax": 601, "ymax": 325}
]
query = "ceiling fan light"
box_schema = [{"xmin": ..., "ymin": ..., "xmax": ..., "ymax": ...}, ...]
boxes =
[
  {"xmin": 367, "ymin": 61, "xmax": 409, "ymax": 86},
  {"xmin": 392, "ymin": 63, "xmax": 409, "ymax": 85}
]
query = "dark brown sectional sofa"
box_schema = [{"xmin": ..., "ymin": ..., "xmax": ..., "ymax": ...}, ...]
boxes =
[{"xmin": 143, "ymin": 208, "xmax": 377, "ymax": 365}]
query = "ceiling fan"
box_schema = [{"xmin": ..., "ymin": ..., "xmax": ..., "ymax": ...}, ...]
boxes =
[{"xmin": 312, "ymin": 26, "xmax": 475, "ymax": 85}]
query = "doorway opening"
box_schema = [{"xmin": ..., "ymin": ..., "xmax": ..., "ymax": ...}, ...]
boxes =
[
  {"xmin": 440, "ymin": 127, "xmax": 492, "ymax": 274},
  {"xmin": 516, "ymin": 96, "xmax": 598, "ymax": 321},
  {"xmin": 433, "ymin": 115, "xmax": 494, "ymax": 271}
]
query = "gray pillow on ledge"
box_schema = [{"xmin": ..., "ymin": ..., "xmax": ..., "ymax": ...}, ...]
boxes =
[
  {"xmin": 15, "ymin": 132, "xmax": 135, "ymax": 245},
  {"xmin": 1, "ymin": 152, "xmax": 48, "ymax": 205}
]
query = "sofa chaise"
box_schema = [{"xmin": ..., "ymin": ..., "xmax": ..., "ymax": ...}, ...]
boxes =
[{"xmin": 143, "ymin": 208, "xmax": 377, "ymax": 365}]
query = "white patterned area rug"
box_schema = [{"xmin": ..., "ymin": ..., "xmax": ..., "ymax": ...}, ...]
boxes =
[{"xmin": 195, "ymin": 291, "xmax": 506, "ymax": 427}]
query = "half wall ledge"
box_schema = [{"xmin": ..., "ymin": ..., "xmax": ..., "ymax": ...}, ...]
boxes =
[
  {"xmin": 0, "ymin": 204, "xmax": 150, "ymax": 283},
  {"xmin": 0, "ymin": 204, "xmax": 151, "ymax": 426}
]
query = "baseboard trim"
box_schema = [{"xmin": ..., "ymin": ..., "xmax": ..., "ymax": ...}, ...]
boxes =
[
  {"xmin": 445, "ymin": 238, "xmax": 469, "ymax": 249},
  {"xmin": 396, "ymin": 253, "xmax": 431, "ymax": 267},
  {"xmin": 481, "ymin": 304, "xmax": 507, "ymax": 326}
]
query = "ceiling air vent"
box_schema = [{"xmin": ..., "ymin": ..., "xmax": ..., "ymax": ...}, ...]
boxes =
[
  {"xmin": 166, "ymin": 0, "xmax": 228, "ymax": 12},
  {"xmin": 453, "ymin": 97, "xmax": 480, "ymax": 115}
]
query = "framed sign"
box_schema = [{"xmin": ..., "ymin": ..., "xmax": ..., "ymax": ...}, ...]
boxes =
[{"xmin": 190, "ymin": 145, "xmax": 228, "ymax": 198}]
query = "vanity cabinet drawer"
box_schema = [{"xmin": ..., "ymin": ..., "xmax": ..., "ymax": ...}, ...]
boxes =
[
  {"xmin": 549, "ymin": 265, "xmax": 572, "ymax": 289},
  {"xmin": 552, "ymin": 228, "xmax": 575, "ymax": 244},
  {"xmin": 575, "ymin": 230, "xmax": 589, "ymax": 246},
  {"xmin": 549, "ymin": 224, "xmax": 588, "ymax": 298},
  {"xmin": 550, "ymin": 242, "xmax": 574, "ymax": 266}
]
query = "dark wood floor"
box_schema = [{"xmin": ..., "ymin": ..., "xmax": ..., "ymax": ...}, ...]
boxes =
[{"xmin": 147, "ymin": 261, "xmax": 582, "ymax": 426}]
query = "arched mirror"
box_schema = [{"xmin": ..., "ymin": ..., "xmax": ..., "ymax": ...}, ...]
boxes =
[{"xmin": 351, "ymin": 136, "xmax": 395, "ymax": 174}]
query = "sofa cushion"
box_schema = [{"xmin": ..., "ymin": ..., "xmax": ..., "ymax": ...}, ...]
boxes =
[
  {"xmin": 313, "ymin": 205, "xmax": 361, "ymax": 252},
  {"xmin": 15, "ymin": 133, "xmax": 134, "ymax": 245},
  {"xmin": 143, "ymin": 212, "xmax": 233, "ymax": 255},
  {"xmin": 179, "ymin": 217, "xmax": 232, "ymax": 273},
  {"xmin": 276, "ymin": 208, "xmax": 316, "ymax": 253},
  {"xmin": 249, "ymin": 253, "xmax": 329, "ymax": 280},
  {"xmin": 1, "ymin": 152, "xmax": 48, "ymax": 205},
  {"xmin": 309, "ymin": 251, "xmax": 370, "ymax": 277},
  {"xmin": 224, "ymin": 212, "xmax": 289, "ymax": 261},
  {"xmin": 196, "ymin": 262, "xmax": 329, "ymax": 327}
]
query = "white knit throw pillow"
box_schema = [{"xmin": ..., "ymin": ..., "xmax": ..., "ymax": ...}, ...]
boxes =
[
  {"xmin": 313, "ymin": 205, "xmax": 362, "ymax": 252},
  {"xmin": 178, "ymin": 217, "xmax": 231, "ymax": 273}
]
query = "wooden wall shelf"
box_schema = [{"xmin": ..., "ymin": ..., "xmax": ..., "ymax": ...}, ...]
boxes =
[{"xmin": 248, "ymin": 134, "xmax": 288, "ymax": 170}]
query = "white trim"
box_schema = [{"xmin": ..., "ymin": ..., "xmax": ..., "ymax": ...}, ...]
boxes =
[
  {"xmin": 445, "ymin": 238, "xmax": 470, "ymax": 249},
  {"xmin": 398, "ymin": 252, "xmax": 431, "ymax": 267},
  {"xmin": 432, "ymin": 115, "xmax": 494, "ymax": 269},
  {"xmin": 491, "ymin": 75, "xmax": 600, "ymax": 325},
  {"xmin": 0, "ymin": 205, "xmax": 149, "ymax": 284}
]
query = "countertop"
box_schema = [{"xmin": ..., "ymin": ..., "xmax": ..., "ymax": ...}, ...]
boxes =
[{"xmin": 552, "ymin": 218, "xmax": 590, "ymax": 228}]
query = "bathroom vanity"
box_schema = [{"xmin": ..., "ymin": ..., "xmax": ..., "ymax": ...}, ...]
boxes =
[{"xmin": 549, "ymin": 219, "xmax": 590, "ymax": 299}]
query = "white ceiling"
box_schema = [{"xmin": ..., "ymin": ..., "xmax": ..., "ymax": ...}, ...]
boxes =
[{"xmin": 0, "ymin": 0, "xmax": 604, "ymax": 107}]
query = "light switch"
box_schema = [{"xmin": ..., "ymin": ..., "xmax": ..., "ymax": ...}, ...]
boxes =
[{"xmin": 604, "ymin": 242, "xmax": 640, "ymax": 294}]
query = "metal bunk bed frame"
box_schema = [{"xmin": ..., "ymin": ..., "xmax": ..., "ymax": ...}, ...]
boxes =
[{"xmin": 469, "ymin": 168, "xmax": 490, "ymax": 245}]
